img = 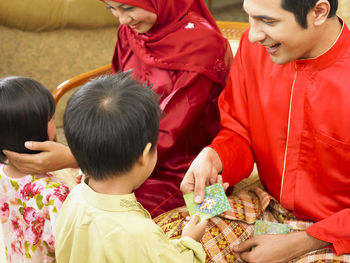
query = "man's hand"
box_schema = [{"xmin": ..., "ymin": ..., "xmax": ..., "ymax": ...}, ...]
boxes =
[
  {"xmin": 3, "ymin": 141, "xmax": 78, "ymax": 174},
  {"xmin": 180, "ymin": 147, "xmax": 227, "ymax": 203},
  {"xmin": 233, "ymin": 231, "xmax": 330, "ymax": 263}
]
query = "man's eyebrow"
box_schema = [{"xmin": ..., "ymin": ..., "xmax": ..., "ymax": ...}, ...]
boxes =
[
  {"xmin": 252, "ymin": 15, "xmax": 275, "ymax": 20},
  {"xmin": 117, "ymin": 3, "xmax": 126, "ymax": 8},
  {"xmin": 242, "ymin": 7, "xmax": 276, "ymax": 21}
]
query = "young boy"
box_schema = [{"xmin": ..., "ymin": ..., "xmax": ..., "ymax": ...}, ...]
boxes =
[{"xmin": 55, "ymin": 73, "xmax": 207, "ymax": 263}]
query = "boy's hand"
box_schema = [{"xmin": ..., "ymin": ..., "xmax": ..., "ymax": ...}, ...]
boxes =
[{"xmin": 182, "ymin": 214, "xmax": 208, "ymax": 242}]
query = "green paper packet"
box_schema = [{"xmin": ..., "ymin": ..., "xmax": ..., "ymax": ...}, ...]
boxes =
[
  {"xmin": 183, "ymin": 183, "xmax": 231, "ymax": 221},
  {"xmin": 254, "ymin": 220, "xmax": 290, "ymax": 236}
]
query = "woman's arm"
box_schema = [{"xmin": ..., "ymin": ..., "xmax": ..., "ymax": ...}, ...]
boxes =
[
  {"xmin": 156, "ymin": 71, "xmax": 221, "ymax": 169},
  {"xmin": 3, "ymin": 141, "xmax": 78, "ymax": 174}
]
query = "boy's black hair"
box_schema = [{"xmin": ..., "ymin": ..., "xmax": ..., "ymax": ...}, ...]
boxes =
[
  {"xmin": 0, "ymin": 76, "xmax": 55, "ymax": 164},
  {"xmin": 63, "ymin": 72, "xmax": 161, "ymax": 181},
  {"xmin": 282, "ymin": 0, "xmax": 338, "ymax": 28}
]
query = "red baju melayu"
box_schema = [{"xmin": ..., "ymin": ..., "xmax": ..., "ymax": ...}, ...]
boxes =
[
  {"xmin": 211, "ymin": 20, "xmax": 350, "ymax": 255},
  {"xmin": 110, "ymin": 0, "xmax": 231, "ymax": 217}
]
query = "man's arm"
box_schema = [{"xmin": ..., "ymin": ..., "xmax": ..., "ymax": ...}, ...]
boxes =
[
  {"xmin": 233, "ymin": 231, "xmax": 330, "ymax": 263},
  {"xmin": 181, "ymin": 34, "xmax": 255, "ymax": 201},
  {"xmin": 306, "ymin": 208, "xmax": 350, "ymax": 255}
]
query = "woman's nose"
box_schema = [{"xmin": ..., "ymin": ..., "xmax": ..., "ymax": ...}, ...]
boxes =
[{"xmin": 118, "ymin": 12, "xmax": 131, "ymax": 25}]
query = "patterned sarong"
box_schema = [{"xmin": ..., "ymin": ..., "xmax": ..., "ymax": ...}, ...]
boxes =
[{"xmin": 154, "ymin": 187, "xmax": 350, "ymax": 263}]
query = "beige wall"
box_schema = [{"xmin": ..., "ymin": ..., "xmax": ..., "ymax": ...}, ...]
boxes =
[{"xmin": 338, "ymin": 0, "xmax": 350, "ymax": 23}]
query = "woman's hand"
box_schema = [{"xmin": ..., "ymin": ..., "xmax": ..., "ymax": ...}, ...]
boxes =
[
  {"xmin": 76, "ymin": 174, "xmax": 83, "ymax": 184},
  {"xmin": 182, "ymin": 214, "xmax": 208, "ymax": 242},
  {"xmin": 3, "ymin": 141, "xmax": 78, "ymax": 174},
  {"xmin": 233, "ymin": 231, "xmax": 330, "ymax": 263}
]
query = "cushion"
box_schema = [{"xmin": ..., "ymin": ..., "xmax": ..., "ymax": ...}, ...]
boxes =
[{"xmin": 0, "ymin": 0, "xmax": 118, "ymax": 31}]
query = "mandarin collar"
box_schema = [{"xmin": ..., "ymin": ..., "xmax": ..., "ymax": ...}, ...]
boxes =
[
  {"xmin": 81, "ymin": 178, "xmax": 150, "ymax": 217},
  {"xmin": 294, "ymin": 18, "xmax": 349, "ymax": 71}
]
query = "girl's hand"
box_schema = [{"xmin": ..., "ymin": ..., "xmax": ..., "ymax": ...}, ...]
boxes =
[{"xmin": 182, "ymin": 214, "xmax": 208, "ymax": 242}]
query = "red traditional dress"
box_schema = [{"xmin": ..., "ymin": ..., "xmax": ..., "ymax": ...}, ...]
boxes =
[
  {"xmin": 211, "ymin": 19, "xmax": 350, "ymax": 255},
  {"xmin": 110, "ymin": 0, "xmax": 232, "ymax": 217}
]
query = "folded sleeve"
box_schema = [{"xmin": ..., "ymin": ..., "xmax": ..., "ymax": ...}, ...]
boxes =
[{"xmin": 306, "ymin": 208, "xmax": 350, "ymax": 255}]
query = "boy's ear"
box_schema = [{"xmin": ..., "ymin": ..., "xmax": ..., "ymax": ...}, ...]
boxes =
[{"xmin": 139, "ymin": 142, "xmax": 152, "ymax": 166}]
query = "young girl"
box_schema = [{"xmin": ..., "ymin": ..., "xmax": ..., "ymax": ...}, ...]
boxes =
[{"xmin": 0, "ymin": 76, "xmax": 69, "ymax": 263}]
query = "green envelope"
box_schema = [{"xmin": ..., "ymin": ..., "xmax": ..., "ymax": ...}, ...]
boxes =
[
  {"xmin": 254, "ymin": 220, "xmax": 291, "ymax": 236},
  {"xmin": 183, "ymin": 183, "xmax": 231, "ymax": 222}
]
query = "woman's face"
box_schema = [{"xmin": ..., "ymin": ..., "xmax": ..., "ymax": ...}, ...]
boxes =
[{"xmin": 104, "ymin": 0, "xmax": 157, "ymax": 34}]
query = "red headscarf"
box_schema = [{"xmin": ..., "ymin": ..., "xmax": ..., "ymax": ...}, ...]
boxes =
[{"xmin": 111, "ymin": 0, "xmax": 231, "ymax": 85}]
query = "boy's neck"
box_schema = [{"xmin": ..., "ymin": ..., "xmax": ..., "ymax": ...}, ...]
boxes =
[
  {"xmin": 87, "ymin": 168, "xmax": 141, "ymax": 195},
  {"xmin": 3, "ymin": 163, "xmax": 28, "ymax": 179}
]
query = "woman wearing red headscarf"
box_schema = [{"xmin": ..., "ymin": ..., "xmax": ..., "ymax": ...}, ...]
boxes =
[
  {"xmin": 102, "ymin": 0, "xmax": 232, "ymax": 217},
  {"xmin": 3, "ymin": 0, "xmax": 231, "ymax": 218},
  {"xmin": 100, "ymin": 0, "xmax": 231, "ymax": 217}
]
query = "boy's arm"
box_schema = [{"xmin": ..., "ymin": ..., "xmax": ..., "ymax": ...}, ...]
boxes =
[
  {"xmin": 169, "ymin": 236, "xmax": 206, "ymax": 263},
  {"xmin": 103, "ymin": 222, "xmax": 206, "ymax": 263}
]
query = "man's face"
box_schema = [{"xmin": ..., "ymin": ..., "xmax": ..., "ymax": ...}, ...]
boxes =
[{"xmin": 243, "ymin": 0, "xmax": 318, "ymax": 64}]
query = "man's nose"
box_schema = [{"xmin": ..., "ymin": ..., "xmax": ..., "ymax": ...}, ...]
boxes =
[{"xmin": 248, "ymin": 20, "xmax": 266, "ymax": 43}]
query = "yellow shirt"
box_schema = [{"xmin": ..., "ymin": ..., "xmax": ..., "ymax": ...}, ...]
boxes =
[{"xmin": 55, "ymin": 179, "xmax": 205, "ymax": 263}]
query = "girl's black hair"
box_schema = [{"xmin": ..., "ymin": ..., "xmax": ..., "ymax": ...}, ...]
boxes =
[{"xmin": 0, "ymin": 76, "xmax": 55, "ymax": 164}]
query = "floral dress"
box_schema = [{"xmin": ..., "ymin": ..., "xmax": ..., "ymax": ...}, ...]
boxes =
[{"xmin": 0, "ymin": 164, "xmax": 70, "ymax": 262}]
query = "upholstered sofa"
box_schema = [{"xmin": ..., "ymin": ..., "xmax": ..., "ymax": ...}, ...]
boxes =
[{"xmin": 0, "ymin": 0, "xmax": 121, "ymax": 128}]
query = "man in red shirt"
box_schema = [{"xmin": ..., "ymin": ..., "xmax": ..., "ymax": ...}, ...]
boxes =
[{"xmin": 181, "ymin": 0, "xmax": 350, "ymax": 261}]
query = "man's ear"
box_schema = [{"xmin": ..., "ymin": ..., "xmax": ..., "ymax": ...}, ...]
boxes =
[
  {"xmin": 312, "ymin": 0, "xmax": 331, "ymax": 26},
  {"xmin": 139, "ymin": 142, "xmax": 152, "ymax": 166}
]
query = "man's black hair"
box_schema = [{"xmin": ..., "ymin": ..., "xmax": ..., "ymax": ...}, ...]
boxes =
[{"xmin": 282, "ymin": 0, "xmax": 338, "ymax": 28}]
